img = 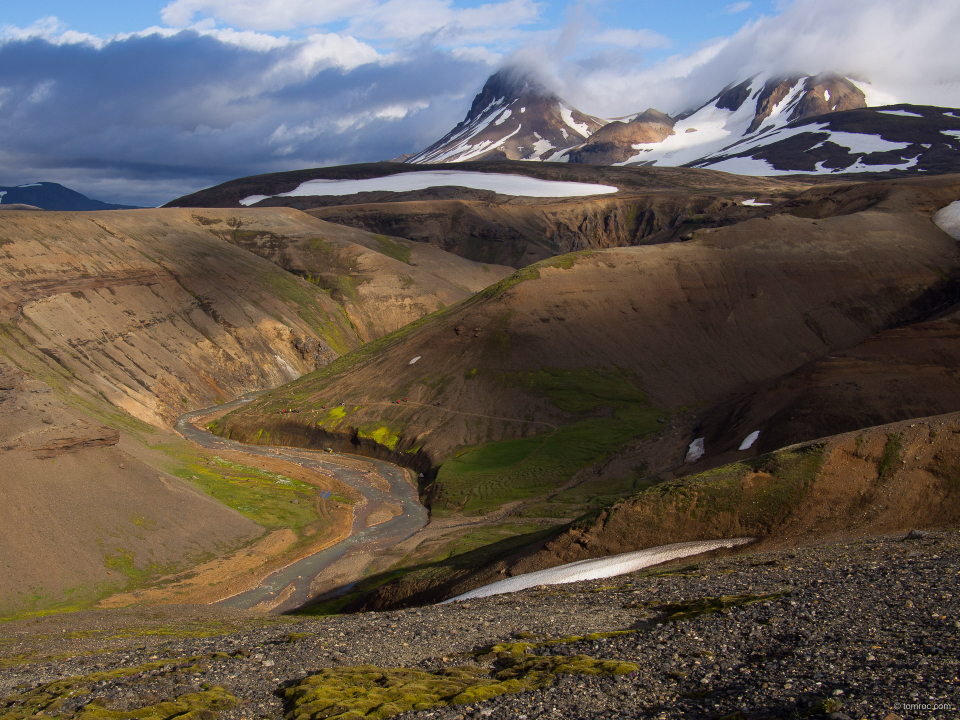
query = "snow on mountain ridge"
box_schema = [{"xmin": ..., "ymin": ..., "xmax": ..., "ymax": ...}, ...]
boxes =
[{"xmin": 407, "ymin": 68, "xmax": 960, "ymax": 177}]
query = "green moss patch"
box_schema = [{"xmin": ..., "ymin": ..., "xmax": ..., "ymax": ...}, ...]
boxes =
[
  {"xmin": 0, "ymin": 658, "xmax": 236, "ymax": 720},
  {"xmin": 357, "ymin": 426, "xmax": 401, "ymax": 451},
  {"xmin": 877, "ymin": 433, "xmax": 903, "ymax": 480},
  {"xmin": 372, "ymin": 235, "xmax": 412, "ymax": 265},
  {"xmin": 155, "ymin": 441, "xmax": 324, "ymax": 535},
  {"xmin": 434, "ymin": 368, "xmax": 663, "ymax": 515},
  {"xmin": 629, "ymin": 444, "xmax": 825, "ymax": 529},
  {"xmin": 473, "ymin": 252, "xmax": 591, "ymax": 301},
  {"xmin": 284, "ymin": 652, "xmax": 635, "ymax": 720}
]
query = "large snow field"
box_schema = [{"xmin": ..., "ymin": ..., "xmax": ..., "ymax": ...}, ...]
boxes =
[
  {"xmin": 444, "ymin": 538, "xmax": 754, "ymax": 602},
  {"xmin": 934, "ymin": 200, "xmax": 960, "ymax": 241},
  {"xmin": 239, "ymin": 171, "xmax": 618, "ymax": 205},
  {"xmin": 825, "ymin": 131, "xmax": 910, "ymax": 154}
]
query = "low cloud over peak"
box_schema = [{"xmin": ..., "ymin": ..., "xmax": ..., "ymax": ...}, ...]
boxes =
[{"xmin": 0, "ymin": 0, "xmax": 957, "ymax": 206}]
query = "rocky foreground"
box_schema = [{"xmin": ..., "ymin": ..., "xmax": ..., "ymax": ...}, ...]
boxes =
[{"xmin": 1, "ymin": 530, "xmax": 957, "ymax": 720}]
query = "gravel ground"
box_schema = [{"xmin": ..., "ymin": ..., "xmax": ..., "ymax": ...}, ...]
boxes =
[{"xmin": 1, "ymin": 529, "xmax": 957, "ymax": 720}]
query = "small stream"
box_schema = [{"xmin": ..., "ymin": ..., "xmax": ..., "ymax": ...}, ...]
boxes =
[{"xmin": 175, "ymin": 395, "xmax": 428, "ymax": 614}]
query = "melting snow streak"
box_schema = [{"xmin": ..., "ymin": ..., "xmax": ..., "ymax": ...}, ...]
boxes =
[{"xmin": 444, "ymin": 538, "xmax": 754, "ymax": 602}]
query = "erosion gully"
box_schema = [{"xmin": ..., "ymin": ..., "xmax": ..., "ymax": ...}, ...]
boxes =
[{"xmin": 175, "ymin": 394, "xmax": 428, "ymax": 614}]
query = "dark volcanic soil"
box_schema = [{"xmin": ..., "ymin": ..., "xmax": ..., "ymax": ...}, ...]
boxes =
[{"xmin": 2, "ymin": 530, "xmax": 957, "ymax": 720}]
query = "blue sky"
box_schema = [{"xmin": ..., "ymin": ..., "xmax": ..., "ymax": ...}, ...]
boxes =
[
  {"xmin": 1, "ymin": 1, "xmax": 777, "ymax": 59},
  {"xmin": 0, "ymin": 0, "xmax": 957, "ymax": 205}
]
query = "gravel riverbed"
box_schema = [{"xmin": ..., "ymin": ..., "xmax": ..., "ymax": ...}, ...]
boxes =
[{"xmin": 2, "ymin": 530, "xmax": 957, "ymax": 720}]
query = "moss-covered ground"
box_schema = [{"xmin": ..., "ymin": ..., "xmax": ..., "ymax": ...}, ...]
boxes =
[
  {"xmin": 622, "ymin": 444, "xmax": 826, "ymax": 529},
  {"xmin": 0, "ymin": 656, "xmax": 237, "ymax": 720},
  {"xmin": 432, "ymin": 368, "xmax": 664, "ymax": 516},
  {"xmin": 155, "ymin": 441, "xmax": 331, "ymax": 537},
  {"xmin": 371, "ymin": 235, "xmax": 411, "ymax": 265},
  {"xmin": 283, "ymin": 648, "xmax": 635, "ymax": 720}
]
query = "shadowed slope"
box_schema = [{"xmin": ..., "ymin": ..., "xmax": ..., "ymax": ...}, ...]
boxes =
[{"xmin": 214, "ymin": 175, "xmax": 960, "ymax": 516}]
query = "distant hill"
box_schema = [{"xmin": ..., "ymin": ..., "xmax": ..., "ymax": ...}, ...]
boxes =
[{"xmin": 0, "ymin": 182, "xmax": 140, "ymax": 210}]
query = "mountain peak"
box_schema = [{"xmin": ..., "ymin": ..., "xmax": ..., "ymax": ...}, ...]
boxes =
[
  {"xmin": 408, "ymin": 69, "xmax": 603, "ymax": 164},
  {"xmin": 462, "ymin": 68, "xmax": 556, "ymax": 124}
]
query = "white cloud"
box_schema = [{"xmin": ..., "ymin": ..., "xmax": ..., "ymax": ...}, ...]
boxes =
[
  {"xmin": 724, "ymin": 2, "xmax": 752, "ymax": 13},
  {"xmin": 592, "ymin": 28, "xmax": 670, "ymax": 49},
  {"xmin": 161, "ymin": 0, "xmax": 373, "ymax": 31},
  {"xmin": 1, "ymin": 16, "xmax": 105, "ymax": 47},
  {"xmin": 558, "ymin": 0, "xmax": 960, "ymax": 116},
  {"xmin": 161, "ymin": 0, "xmax": 542, "ymax": 47}
]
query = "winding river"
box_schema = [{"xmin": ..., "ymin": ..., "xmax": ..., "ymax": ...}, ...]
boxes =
[{"xmin": 175, "ymin": 394, "xmax": 429, "ymax": 614}]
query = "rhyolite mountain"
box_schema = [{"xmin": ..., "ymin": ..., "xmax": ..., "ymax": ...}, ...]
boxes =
[
  {"xmin": 407, "ymin": 69, "xmax": 605, "ymax": 163},
  {"xmin": 410, "ymin": 70, "xmax": 960, "ymax": 176},
  {"xmin": 0, "ymin": 181, "xmax": 140, "ymax": 210}
]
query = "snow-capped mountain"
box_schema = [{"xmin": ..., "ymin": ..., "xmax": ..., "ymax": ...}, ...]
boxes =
[
  {"xmin": 407, "ymin": 69, "xmax": 605, "ymax": 164},
  {"xmin": 409, "ymin": 70, "xmax": 960, "ymax": 176},
  {"xmin": 685, "ymin": 103, "xmax": 960, "ymax": 176}
]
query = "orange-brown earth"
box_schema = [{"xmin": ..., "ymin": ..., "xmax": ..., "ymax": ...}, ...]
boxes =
[{"xmin": 0, "ymin": 206, "xmax": 505, "ymax": 616}]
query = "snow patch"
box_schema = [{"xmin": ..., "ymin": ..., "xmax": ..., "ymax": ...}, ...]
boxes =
[
  {"xmin": 741, "ymin": 198, "xmax": 771, "ymax": 206},
  {"xmin": 738, "ymin": 431, "xmax": 760, "ymax": 450},
  {"xmin": 876, "ymin": 109, "xmax": 924, "ymax": 118},
  {"xmin": 685, "ymin": 437, "xmax": 705, "ymax": 463},
  {"xmin": 17, "ymin": 183, "xmax": 41, "ymax": 188},
  {"xmin": 824, "ymin": 89, "xmax": 831, "ymax": 102},
  {"xmin": 239, "ymin": 194, "xmax": 269, "ymax": 206},
  {"xmin": 559, "ymin": 104, "xmax": 591, "ymax": 137},
  {"xmin": 444, "ymin": 538, "xmax": 755, "ymax": 602},
  {"xmin": 494, "ymin": 109, "xmax": 512, "ymax": 126},
  {"xmin": 409, "ymin": 356, "xmax": 421, "ymax": 365},
  {"xmin": 241, "ymin": 171, "xmax": 617, "ymax": 202},
  {"xmin": 933, "ymin": 201, "xmax": 960, "ymax": 241},
  {"xmin": 844, "ymin": 155, "xmax": 919, "ymax": 172},
  {"xmin": 520, "ymin": 107, "xmax": 526, "ymax": 113},
  {"xmin": 942, "ymin": 130, "xmax": 960, "ymax": 140},
  {"xmin": 0, "ymin": 191, "xmax": 6, "ymax": 202},
  {"xmin": 825, "ymin": 132, "xmax": 910, "ymax": 154},
  {"xmin": 702, "ymin": 156, "xmax": 781, "ymax": 176},
  {"xmin": 527, "ymin": 136, "xmax": 556, "ymax": 160}
]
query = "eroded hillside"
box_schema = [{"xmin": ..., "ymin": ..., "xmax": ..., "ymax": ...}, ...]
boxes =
[
  {"xmin": 213, "ymin": 175, "xmax": 960, "ymax": 523},
  {"xmin": 0, "ymin": 207, "xmax": 508, "ymax": 427},
  {"xmin": 0, "ymin": 206, "xmax": 507, "ymax": 616}
]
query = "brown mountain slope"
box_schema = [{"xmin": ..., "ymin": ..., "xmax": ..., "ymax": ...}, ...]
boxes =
[
  {"xmin": 0, "ymin": 207, "xmax": 506, "ymax": 426},
  {"xmin": 567, "ymin": 109, "xmax": 676, "ymax": 165},
  {"xmin": 183, "ymin": 210, "xmax": 512, "ymax": 342},
  {"xmin": 0, "ymin": 358, "xmax": 262, "ymax": 616},
  {"xmin": 214, "ymin": 175, "xmax": 960, "ymax": 513},
  {"xmin": 0, "ymin": 207, "xmax": 505, "ymax": 616}
]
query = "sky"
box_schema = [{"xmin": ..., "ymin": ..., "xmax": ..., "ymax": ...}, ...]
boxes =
[{"xmin": 1, "ymin": 0, "xmax": 958, "ymax": 206}]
